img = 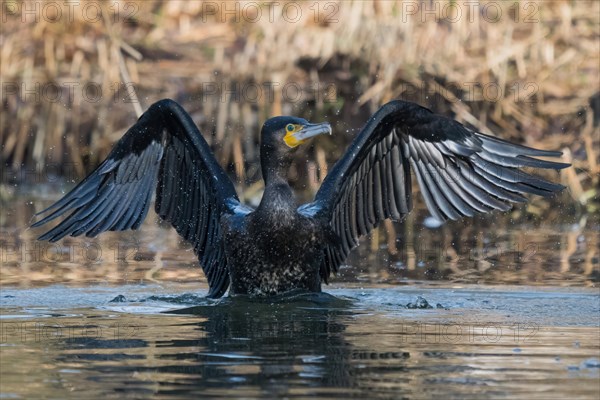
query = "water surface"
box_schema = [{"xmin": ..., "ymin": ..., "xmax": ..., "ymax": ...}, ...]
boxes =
[{"xmin": 1, "ymin": 193, "xmax": 599, "ymax": 399}]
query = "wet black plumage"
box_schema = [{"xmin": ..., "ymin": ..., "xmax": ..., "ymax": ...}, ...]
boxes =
[{"xmin": 32, "ymin": 99, "xmax": 569, "ymax": 297}]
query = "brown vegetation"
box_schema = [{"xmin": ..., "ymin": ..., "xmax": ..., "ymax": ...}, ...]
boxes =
[{"xmin": 1, "ymin": 0, "xmax": 598, "ymax": 214}]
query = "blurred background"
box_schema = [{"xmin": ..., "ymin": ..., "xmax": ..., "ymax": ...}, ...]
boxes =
[{"xmin": 1, "ymin": 0, "xmax": 598, "ymax": 287}]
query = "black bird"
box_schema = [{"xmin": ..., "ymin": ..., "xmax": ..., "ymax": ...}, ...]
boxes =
[{"xmin": 32, "ymin": 99, "xmax": 569, "ymax": 297}]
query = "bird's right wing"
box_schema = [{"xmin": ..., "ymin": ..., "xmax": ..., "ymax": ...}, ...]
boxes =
[
  {"xmin": 32, "ymin": 99, "xmax": 249, "ymax": 298},
  {"xmin": 300, "ymin": 100, "xmax": 569, "ymax": 282}
]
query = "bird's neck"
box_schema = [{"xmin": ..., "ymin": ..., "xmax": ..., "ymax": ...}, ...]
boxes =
[
  {"xmin": 258, "ymin": 180, "xmax": 296, "ymax": 214},
  {"xmin": 258, "ymin": 148, "xmax": 296, "ymax": 215}
]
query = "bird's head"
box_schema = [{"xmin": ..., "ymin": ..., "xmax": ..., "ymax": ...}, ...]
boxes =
[
  {"xmin": 259, "ymin": 116, "xmax": 331, "ymax": 182},
  {"xmin": 261, "ymin": 116, "xmax": 332, "ymax": 152}
]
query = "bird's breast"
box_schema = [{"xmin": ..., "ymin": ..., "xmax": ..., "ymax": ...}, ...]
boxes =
[{"xmin": 223, "ymin": 212, "xmax": 324, "ymax": 296}]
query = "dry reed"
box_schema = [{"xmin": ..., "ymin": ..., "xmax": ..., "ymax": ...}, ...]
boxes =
[{"xmin": 1, "ymin": 0, "xmax": 598, "ymax": 215}]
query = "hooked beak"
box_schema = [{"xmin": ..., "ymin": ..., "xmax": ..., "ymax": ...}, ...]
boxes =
[
  {"xmin": 285, "ymin": 122, "xmax": 332, "ymax": 147},
  {"xmin": 294, "ymin": 122, "xmax": 332, "ymax": 141}
]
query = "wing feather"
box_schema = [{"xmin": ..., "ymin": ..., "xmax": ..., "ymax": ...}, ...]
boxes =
[
  {"xmin": 32, "ymin": 99, "xmax": 248, "ymax": 298},
  {"xmin": 303, "ymin": 100, "xmax": 568, "ymax": 281}
]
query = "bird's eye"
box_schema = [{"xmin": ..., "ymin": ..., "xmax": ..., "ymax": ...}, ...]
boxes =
[{"xmin": 286, "ymin": 124, "xmax": 295, "ymax": 133}]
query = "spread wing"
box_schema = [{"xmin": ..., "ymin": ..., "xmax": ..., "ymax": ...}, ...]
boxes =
[
  {"xmin": 32, "ymin": 99, "xmax": 248, "ymax": 298},
  {"xmin": 300, "ymin": 100, "xmax": 569, "ymax": 281}
]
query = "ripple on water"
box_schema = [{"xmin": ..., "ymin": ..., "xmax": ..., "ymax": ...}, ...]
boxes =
[{"xmin": 1, "ymin": 286, "xmax": 599, "ymax": 398}]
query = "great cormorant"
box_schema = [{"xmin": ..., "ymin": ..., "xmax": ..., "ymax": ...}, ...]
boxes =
[{"xmin": 32, "ymin": 99, "xmax": 569, "ymax": 297}]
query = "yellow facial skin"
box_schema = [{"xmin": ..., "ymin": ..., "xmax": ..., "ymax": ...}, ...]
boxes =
[{"xmin": 283, "ymin": 124, "xmax": 305, "ymax": 148}]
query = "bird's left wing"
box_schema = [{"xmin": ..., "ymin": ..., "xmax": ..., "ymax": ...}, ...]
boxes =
[
  {"xmin": 32, "ymin": 99, "xmax": 248, "ymax": 297},
  {"xmin": 300, "ymin": 100, "xmax": 569, "ymax": 282}
]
